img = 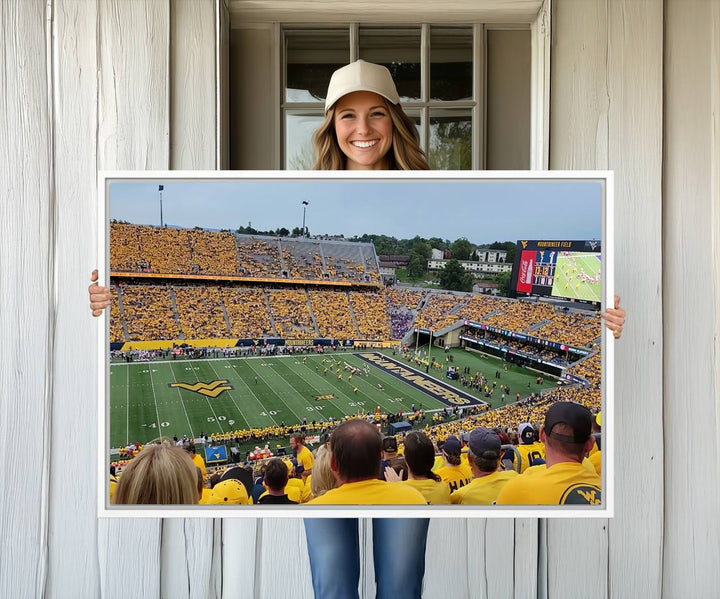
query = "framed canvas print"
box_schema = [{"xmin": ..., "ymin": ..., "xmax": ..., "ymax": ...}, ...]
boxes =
[{"xmin": 97, "ymin": 171, "xmax": 614, "ymax": 518}]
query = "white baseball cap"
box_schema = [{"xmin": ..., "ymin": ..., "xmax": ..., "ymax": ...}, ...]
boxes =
[{"xmin": 324, "ymin": 60, "xmax": 400, "ymax": 112}]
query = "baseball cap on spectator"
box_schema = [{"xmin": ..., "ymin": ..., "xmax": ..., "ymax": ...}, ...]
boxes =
[
  {"xmin": 497, "ymin": 432, "xmax": 510, "ymax": 445},
  {"xmin": 442, "ymin": 436, "xmax": 462, "ymax": 456},
  {"xmin": 382, "ymin": 436, "xmax": 398, "ymax": 453},
  {"xmin": 468, "ymin": 427, "xmax": 501, "ymax": 456},
  {"xmin": 207, "ymin": 479, "xmax": 249, "ymax": 505},
  {"xmin": 518, "ymin": 423, "xmax": 535, "ymax": 444},
  {"xmin": 544, "ymin": 402, "xmax": 593, "ymax": 444},
  {"xmin": 459, "ymin": 431, "xmax": 470, "ymax": 444},
  {"xmin": 324, "ymin": 60, "xmax": 401, "ymax": 112}
]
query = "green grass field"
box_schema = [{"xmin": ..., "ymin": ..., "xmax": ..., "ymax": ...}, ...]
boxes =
[
  {"xmin": 109, "ymin": 348, "xmax": 555, "ymax": 448},
  {"xmin": 551, "ymin": 252, "xmax": 602, "ymax": 302}
]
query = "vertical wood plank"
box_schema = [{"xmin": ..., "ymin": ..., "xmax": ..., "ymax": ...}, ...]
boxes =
[
  {"xmin": 170, "ymin": 0, "xmax": 216, "ymax": 170},
  {"xmin": 466, "ymin": 519, "xmax": 519, "ymax": 599},
  {"xmin": 548, "ymin": 4, "xmax": 610, "ymax": 594},
  {"xmin": 255, "ymin": 519, "xmax": 314, "ymax": 598},
  {"xmin": 161, "ymin": 519, "xmax": 218, "ymax": 599},
  {"xmin": 96, "ymin": 1, "xmax": 170, "ymax": 596},
  {"xmin": 0, "ymin": 1, "xmax": 52, "ymax": 598},
  {"xmin": 423, "ymin": 519, "xmax": 471, "ymax": 598},
  {"xmin": 513, "ymin": 519, "xmax": 539, "ymax": 599},
  {"xmin": 663, "ymin": 1, "xmax": 720, "ymax": 595},
  {"xmin": 551, "ymin": 1, "xmax": 664, "ymax": 598},
  {"xmin": 47, "ymin": 0, "xmax": 102, "ymax": 596},
  {"xmin": 605, "ymin": 1, "xmax": 664, "ymax": 597},
  {"xmin": 162, "ymin": 2, "xmax": 220, "ymax": 598},
  {"xmin": 220, "ymin": 519, "xmax": 259, "ymax": 598},
  {"xmin": 97, "ymin": 0, "xmax": 170, "ymax": 170},
  {"xmin": 549, "ymin": 0, "xmax": 665, "ymax": 596}
]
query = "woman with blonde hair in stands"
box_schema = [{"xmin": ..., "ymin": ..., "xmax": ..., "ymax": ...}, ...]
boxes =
[
  {"xmin": 113, "ymin": 442, "xmax": 200, "ymax": 505},
  {"xmin": 309, "ymin": 443, "xmax": 336, "ymax": 500}
]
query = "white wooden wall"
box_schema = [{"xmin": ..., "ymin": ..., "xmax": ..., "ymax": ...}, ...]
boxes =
[{"xmin": 1, "ymin": 0, "xmax": 718, "ymax": 597}]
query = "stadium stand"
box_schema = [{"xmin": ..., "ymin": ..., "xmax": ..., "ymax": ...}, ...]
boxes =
[
  {"xmin": 222, "ymin": 287, "xmax": 275, "ymax": 338},
  {"xmin": 110, "ymin": 285, "xmax": 125, "ymax": 342},
  {"xmin": 535, "ymin": 310, "xmax": 601, "ymax": 347},
  {"xmin": 349, "ymin": 290, "xmax": 391, "ymax": 339},
  {"xmin": 174, "ymin": 286, "xmax": 228, "ymax": 339},
  {"xmin": 309, "ymin": 290, "xmax": 358, "ymax": 339},
  {"xmin": 268, "ymin": 289, "xmax": 316, "ymax": 338},
  {"xmin": 121, "ymin": 285, "xmax": 180, "ymax": 341},
  {"xmin": 110, "ymin": 223, "xmax": 191, "ymax": 274},
  {"xmin": 187, "ymin": 229, "xmax": 238, "ymax": 276},
  {"xmin": 414, "ymin": 293, "xmax": 467, "ymax": 331}
]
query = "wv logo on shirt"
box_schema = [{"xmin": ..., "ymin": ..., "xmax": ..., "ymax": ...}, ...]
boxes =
[{"xmin": 168, "ymin": 379, "xmax": 234, "ymax": 398}]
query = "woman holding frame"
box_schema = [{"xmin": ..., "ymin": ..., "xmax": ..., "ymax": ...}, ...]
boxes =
[{"xmin": 89, "ymin": 60, "xmax": 625, "ymax": 598}]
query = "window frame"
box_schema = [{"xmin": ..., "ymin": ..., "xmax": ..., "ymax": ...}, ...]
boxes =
[{"xmin": 231, "ymin": 2, "xmax": 551, "ymax": 171}]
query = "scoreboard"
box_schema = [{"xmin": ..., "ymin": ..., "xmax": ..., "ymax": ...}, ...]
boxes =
[{"xmin": 510, "ymin": 239, "xmax": 602, "ymax": 304}]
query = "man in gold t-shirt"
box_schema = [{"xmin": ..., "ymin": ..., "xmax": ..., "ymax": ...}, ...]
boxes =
[
  {"xmin": 450, "ymin": 427, "xmax": 517, "ymax": 505},
  {"xmin": 308, "ymin": 419, "xmax": 426, "ymax": 505},
  {"xmin": 496, "ymin": 402, "xmax": 601, "ymax": 506},
  {"xmin": 290, "ymin": 433, "xmax": 314, "ymax": 480}
]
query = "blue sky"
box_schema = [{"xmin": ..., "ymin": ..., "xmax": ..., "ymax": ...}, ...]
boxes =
[{"xmin": 109, "ymin": 178, "xmax": 603, "ymax": 245}]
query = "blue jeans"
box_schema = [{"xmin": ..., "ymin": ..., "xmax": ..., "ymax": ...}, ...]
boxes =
[{"xmin": 304, "ymin": 518, "xmax": 430, "ymax": 599}]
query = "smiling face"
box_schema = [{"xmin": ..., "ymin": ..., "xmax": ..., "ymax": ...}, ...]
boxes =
[{"xmin": 332, "ymin": 91, "xmax": 394, "ymax": 170}]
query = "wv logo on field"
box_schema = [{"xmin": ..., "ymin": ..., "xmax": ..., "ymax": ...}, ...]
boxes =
[{"xmin": 168, "ymin": 379, "xmax": 234, "ymax": 398}]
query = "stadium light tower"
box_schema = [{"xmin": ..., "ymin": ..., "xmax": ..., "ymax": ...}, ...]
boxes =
[
  {"xmin": 159, "ymin": 184, "xmax": 164, "ymax": 227},
  {"xmin": 301, "ymin": 200, "xmax": 309, "ymax": 237}
]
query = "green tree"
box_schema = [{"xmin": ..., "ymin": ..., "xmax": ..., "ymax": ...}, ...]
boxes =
[
  {"xmin": 493, "ymin": 271, "xmax": 512, "ymax": 297},
  {"xmin": 406, "ymin": 251, "xmax": 428, "ymax": 279},
  {"xmin": 488, "ymin": 241, "xmax": 516, "ymax": 265},
  {"xmin": 427, "ymin": 237, "xmax": 448, "ymax": 251},
  {"xmin": 451, "ymin": 237, "xmax": 474, "ymax": 261},
  {"xmin": 439, "ymin": 259, "xmax": 475, "ymax": 292}
]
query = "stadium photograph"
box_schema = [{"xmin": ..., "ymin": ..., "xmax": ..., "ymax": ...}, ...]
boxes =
[{"xmin": 104, "ymin": 175, "xmax": 608, "ymax": 510}]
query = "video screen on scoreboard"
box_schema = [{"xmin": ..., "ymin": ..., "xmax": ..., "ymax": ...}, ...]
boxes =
[{"xmin": 511, "ymin": 240, "xmax": 601, "ymax": 303}]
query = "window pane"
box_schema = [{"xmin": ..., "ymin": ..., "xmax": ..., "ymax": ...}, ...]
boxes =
[
  {"xmin": 429, "ymin": 109, "xmax": 472, "ymax": 170},
  {"xmin": 430, "ymin": 27, "xmax": 473, "ymax": 101},
  {"xmin": 286, "ymin": 30, "xmax": 350, "ymax": 103},
  {"xmin": 285, "ymin": 112, "xmax": 324, "ymax": 170},
  {"xmin": 359, "ymin": 28, "xmax": 421, "ymax": 102}
]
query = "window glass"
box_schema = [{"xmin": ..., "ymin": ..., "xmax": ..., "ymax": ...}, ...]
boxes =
[
  {"xmin": 285, "ymin": 112, "xmax": 324, "ymax": 170},
  {"xmin": 430, "ymin": 27, "xmax": 473, "ymax": 101},
  {"xmin": 285, "ymin": 30, "xmax": 350, "ymax": 103},
  {"xmin": 358, "ymin": 27, "xmax": 421, "ymax": 102},
  {"xmin": 429, "ymin": 109, "xmax": 472, "ymax": 170}
]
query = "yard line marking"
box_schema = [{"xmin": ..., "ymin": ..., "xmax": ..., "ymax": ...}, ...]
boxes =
[
  {"xmin": 166, "ymin": 362, "xmax": 195, "ymax": 437},
  {"xmin": 186, "ymin": 363, "xmax": 225, "ymax": 434},
  {"xmin": 244, "ymin": 360, "xmax": 307, "ymax": 424},
  {"xmin": 206, "ymin": 360, "xmax": 260, "ymax": 429},
  {"xmin": 126, "ymin": 365, "xmax": 130, "ymax": 446},
  {"xmin": 147, "ymin": 366, "xmax": 163, "ymax": 434}
]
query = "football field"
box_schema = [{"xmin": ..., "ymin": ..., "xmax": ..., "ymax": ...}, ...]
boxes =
[
  {"xmin": 109, "ymin": 349, "xmax": 552, "ymax": 448},
  {"xmin": 551, "ymin": 252, "xmax": 602, "ymax": 302}
]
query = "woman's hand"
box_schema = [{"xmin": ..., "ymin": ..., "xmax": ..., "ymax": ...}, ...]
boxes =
[
  {"xmin": 89, "ymin": 269, "xmax": 110, "ymax": 316},
  {"xmin": 601, "ymin": 295, "xmax": 625, "ymax": 339}
]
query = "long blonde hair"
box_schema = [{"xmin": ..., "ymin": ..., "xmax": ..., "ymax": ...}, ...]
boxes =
[
  {"xmin": 312, "ymin": 100, "xmax": 430, "ymax": 171},
  {"xmin": 113, "ymin": 443, "xmax": 200, "ymax": 505},
  {"xmin": 310, "ymin": 444, "xmax": 337, "ymax": 498}
]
